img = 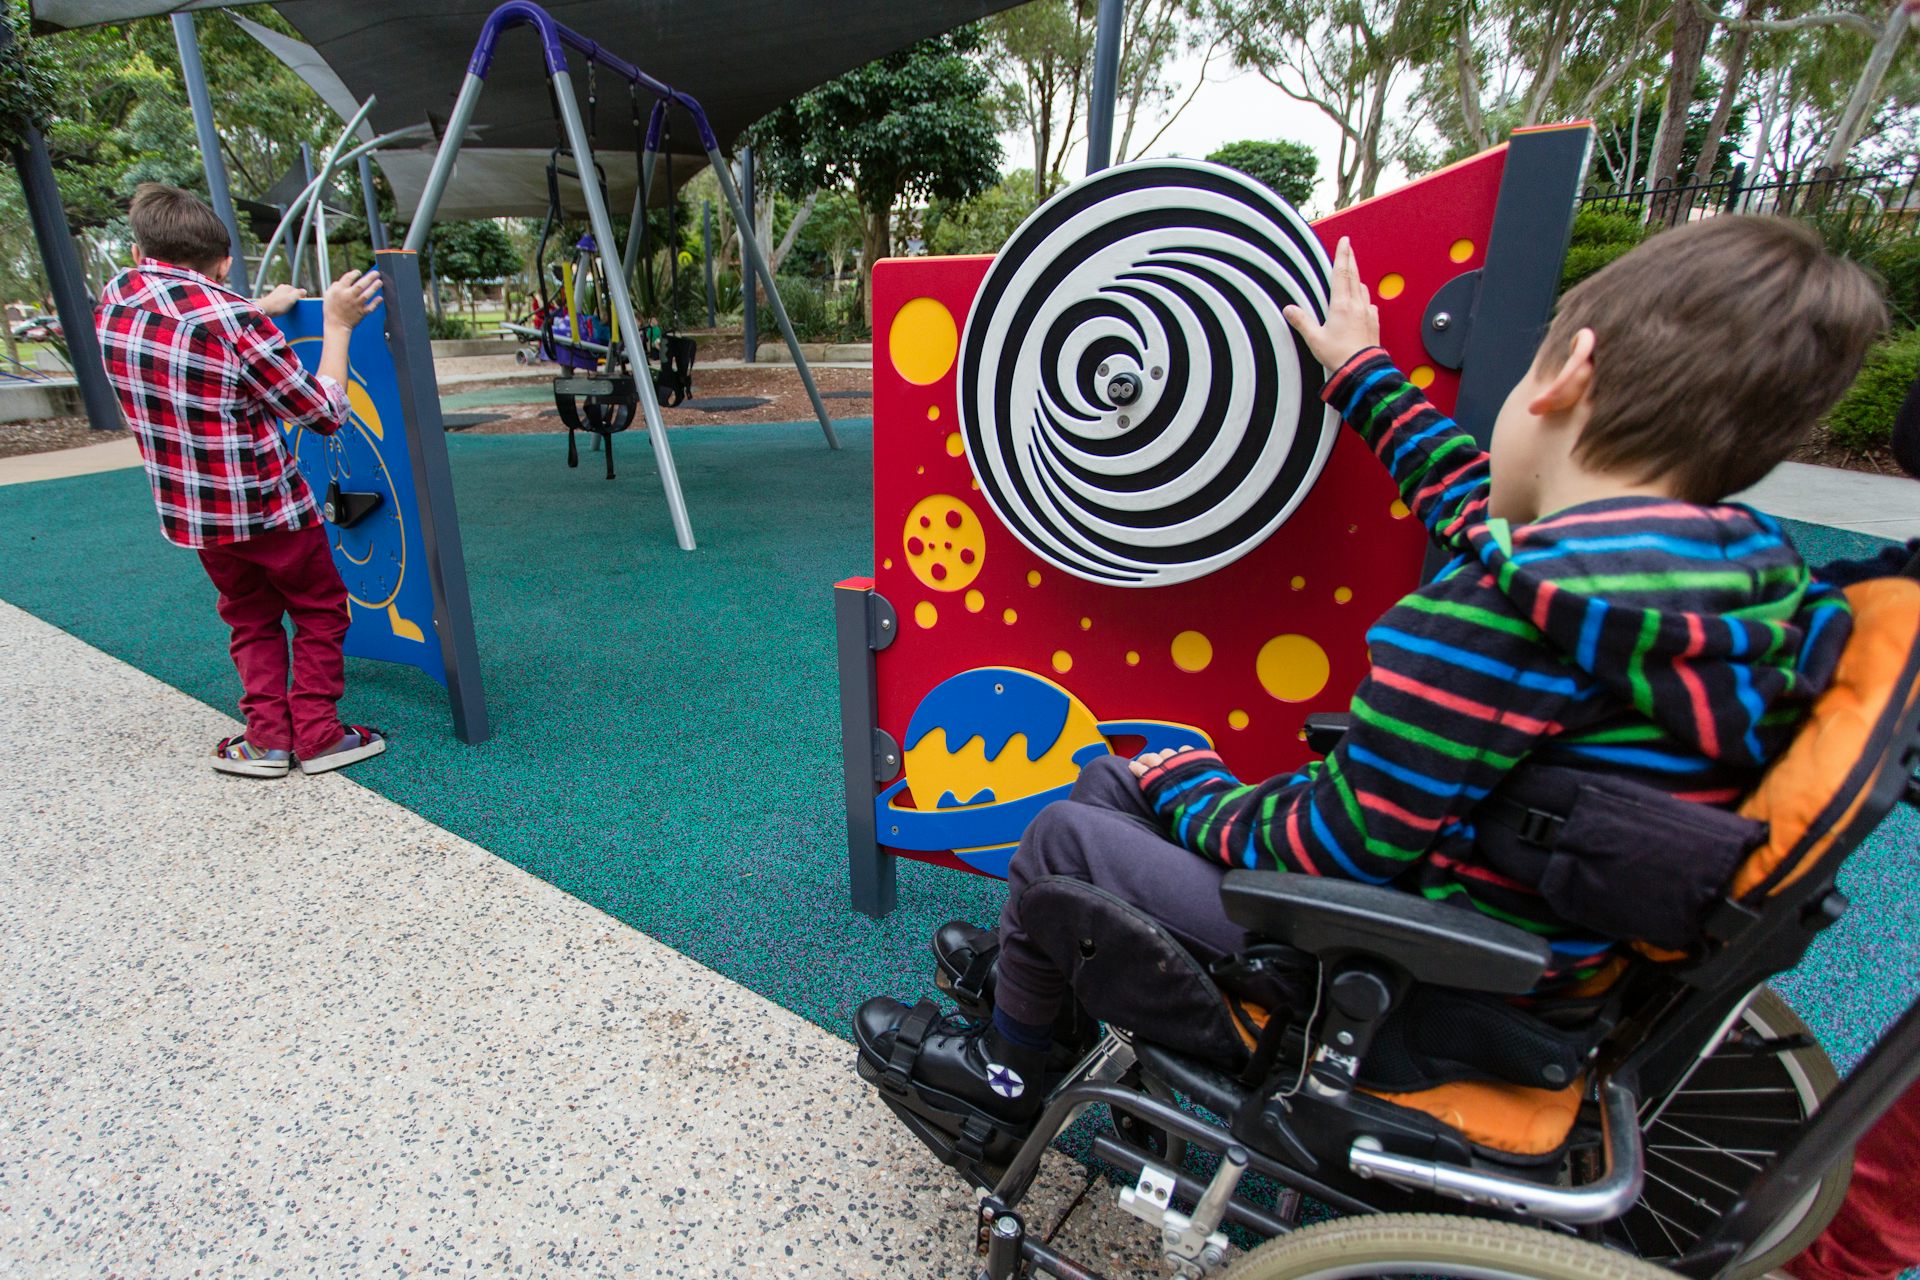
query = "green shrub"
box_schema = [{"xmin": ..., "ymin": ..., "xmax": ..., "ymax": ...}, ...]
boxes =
[
  {"xmin": 426, "ymin": 313, "xmax": 473, "ymax": 340},
  {"xmin": 1560, "ymin": 207, "xmax": 1653, "ymax": 291},
  {"xmin": 712, "ymin": 269, "xmax": 744, "ymax": 318},
  {"xmin": 1824, "ymin": 327, "xmax": 1920, "ymax": 452},
  {"xmin": 755, "ymin": 274, "xmax": 865, "ymax": 342},
  {"xmin": 1868, "ymin": 236, "xmax": 1920, "ymax": 331}
]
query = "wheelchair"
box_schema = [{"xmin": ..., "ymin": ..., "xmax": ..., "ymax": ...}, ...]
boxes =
[{"xmin": 857, "ymin": 576, "xmax": 1920, "ymax": 1280}]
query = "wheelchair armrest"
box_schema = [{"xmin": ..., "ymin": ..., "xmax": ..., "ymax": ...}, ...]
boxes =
[
  {"xmin": 1302, "ymin": 712, "xmax": 1352, "ymax": 757},
  {"xmin": 1220, "ymin": 871, "xmax": 1551, "ymax": 995}
]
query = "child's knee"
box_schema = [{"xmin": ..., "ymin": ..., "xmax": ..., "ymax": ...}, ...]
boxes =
[
  {"xmin": 1069, "ymin": 753, "xmax": 1145, "ymax": 810},
  {"xmin": 1010, "ymin": 800, "xmax": 1093, "ymax": 883}
]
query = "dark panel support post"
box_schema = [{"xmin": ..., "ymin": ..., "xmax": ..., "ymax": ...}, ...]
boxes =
[
  {"xmin": 1424, "ymin": 123, "xmax": 1592, "ymax": 580},
  {"xmin": 1, "ymin": 18, "xmax": 120, "ymax": 431},
  {"xmin": 1449, "ymin": 124, "xmax": 1593, "ymax": 446},
  {"xmin": 701, "ymin": 199, "xmax": 718, "ymax": 327},
  {"xmin": 741, "ymin": 147, "xmax": 757, "ymax": 363},
  {"xmin": 171, "ymin": 12, "xmax": 249, "ymax": 295},
  {"xmin": 836, "ymin": 578, "xmax": 896, "ymax": 917},
  {"xmin": 377, "ymin": 248, "xmax": 490, "ymax": 744},
  {"xmin": 1085, "ymin": 0, "xmax": 1124, "ymax": 175}
]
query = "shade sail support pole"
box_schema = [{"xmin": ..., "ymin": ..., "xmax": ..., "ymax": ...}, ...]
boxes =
[
  {"xmin": 1086, "ymin": 0, "xmax": 1124, "ymax": 175},
  {"xmin": 553, "ymin": 68, "xmax": 698, "ymax": 551},
  {"xmin": 171, "ymin": 12, "xmax": 249, "ymax": 294}
]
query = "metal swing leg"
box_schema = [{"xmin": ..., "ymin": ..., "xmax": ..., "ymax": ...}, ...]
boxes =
[
  {"xmin": 708, "ymin": 147, "xmax": 840, "ymax": 451},
  {"xmin": 550, "ymin": 69, "xmax": 695, "ymax": 549}
]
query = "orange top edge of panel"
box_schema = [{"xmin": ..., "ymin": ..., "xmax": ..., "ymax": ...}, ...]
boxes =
[
  {"xmin": 1322, "ymin": 142, "xmax": 1509, "ymax": 221},
  {"xmin": 1511, "ymin": 120, "xmax": 1593, "ymax": 133},
  {"xmin": 835, "ymin": 576, "xmax": 877, "ymax": 591}
]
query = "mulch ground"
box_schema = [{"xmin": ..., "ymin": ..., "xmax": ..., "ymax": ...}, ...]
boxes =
[
  {"xmin": 450, "ymin": 364, "xmax": 871, "ymax": 432},
  {"xmin": 0, "ymin": 417, "xmax": 124, "ymax": 460},
  {"xmin": 1789, "ymin": 424, "xmax": 1904, "ymax": 477}
]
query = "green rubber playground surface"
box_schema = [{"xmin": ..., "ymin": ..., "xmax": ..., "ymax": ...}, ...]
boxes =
[{"xmin": 0, "ymin": 422, "xmax": 1913, "ymax": 1066}]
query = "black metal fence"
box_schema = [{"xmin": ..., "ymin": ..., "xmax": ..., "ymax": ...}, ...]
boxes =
[{"xmin": 1578, "ymin": 163, "xmax": 1920, "ymax": 236}]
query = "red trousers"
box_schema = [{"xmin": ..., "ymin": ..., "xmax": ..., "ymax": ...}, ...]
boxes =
[
  {"xmin": 196, "ymin": 524, "xmax": 351, "ymax": 759},
  {"xmin": 1789, "ymin": 1075, "xmax": 1920, "ymax": 1280}
]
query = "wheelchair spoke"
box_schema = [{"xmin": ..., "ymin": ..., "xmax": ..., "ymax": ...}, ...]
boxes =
[
  {"xmin": 1646, "ymin": 1146, "xmax": 1747, "ymax": 1198},
  {"xmin": 1646, "ymin": 1117, "xmax": 1765, "ymax": 1173}
]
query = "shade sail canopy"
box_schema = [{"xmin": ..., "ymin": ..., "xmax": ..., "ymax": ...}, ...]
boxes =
[{"xmin": 30, "ymin": 0, "xmax": 1023, "ymax": 219}]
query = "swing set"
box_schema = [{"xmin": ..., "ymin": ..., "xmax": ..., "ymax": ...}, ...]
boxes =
[{"xmin": 402, "ymin": 0, "xmax": 842, "ymax": 551}]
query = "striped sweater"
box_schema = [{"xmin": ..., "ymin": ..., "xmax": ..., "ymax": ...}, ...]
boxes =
[{"xmin": 1140, "ymin": 348, "xmax": 1853, "ymax": 981}]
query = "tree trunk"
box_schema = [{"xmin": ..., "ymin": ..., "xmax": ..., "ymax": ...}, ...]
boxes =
[
  {"xmin": 855, "ymin": 198, "xmax": 893, "ymax": 328},
  {"xmin": 1821, "ymin": 0, "xmax": 1913, "ymax": 172},
  {"xmin": 1647, "ymin": 0, "xmax": 1711, "ymax": 221},
  {"xmin": 1520, "ymin": 0, "xmax": 1575, "ymax": 127},
  {"xmin": 770, "ymin": 191, "xmax": 818, "ymax": 275},
  {"xmin": 1690, "ymin": 25, "xmax": 1752, "ymax": 188},
  {"xmin": 1454, "ymin": 23, "xmax": 1491, "ymax": 152},
  {"xmin": 2, "ymin": 316, "xmax": 18, "ymax": 371}
]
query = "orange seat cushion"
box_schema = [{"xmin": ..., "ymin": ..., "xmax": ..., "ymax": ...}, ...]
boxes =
[
  {"xmin": 1364, "ymin": 1077, "xmax": 1585, "ymax": 1156},
  {"xmin": 1733, "ymin": 578, "xmax": 1920, "ymax": 899}
]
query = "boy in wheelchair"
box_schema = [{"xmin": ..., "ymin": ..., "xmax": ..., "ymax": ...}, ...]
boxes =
[{"xmin": 853, "ymin": 215, "xmax": 1889, "ymax": 1162}]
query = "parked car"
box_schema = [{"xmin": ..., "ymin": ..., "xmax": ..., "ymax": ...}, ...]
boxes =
[{"xmin": 9, "ymin": 315, "xmax": 61, "ymax": 342}]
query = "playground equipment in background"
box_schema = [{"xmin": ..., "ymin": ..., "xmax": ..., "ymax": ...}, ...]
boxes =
[
  {"xmin": 834, "ymin": 125, "xmax": 1594, "ymax": 918},
  {"xmin": 401, "ymin": 0, "xmax": 841, "ymax": 551},
  {"xmin": 271, "ymin": 252, "xmax": 489, "ymax": 745}
]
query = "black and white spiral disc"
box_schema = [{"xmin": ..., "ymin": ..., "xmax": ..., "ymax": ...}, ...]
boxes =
[{"xmin": 958, "ymin": 160, "xmax": 1338, "ymax": 588}]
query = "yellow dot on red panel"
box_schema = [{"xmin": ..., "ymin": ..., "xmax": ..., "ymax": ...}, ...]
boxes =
[
  {"xmin": 965, "ymin": 589, "xmax": 985, "ymax": 612},
  {"xmin": 916, "ymin": 466, "xmax": 925, "ymax": 476},
  {"xmin": 914, "ymin": 600, "xmax": 938, "ymax": 629},
  {"xmin": 888, "ymin": 297, "xmax": 958, "ymax": 385},
  {"xmin": 1390, "ymin": 499, "xmax": 1411, "ymax": 519},
  {"xmin": 1290, "ymin": 575, "xmax": 1305, "ymax": 591},
  {"xmin": 1334, "ymin": 586, "xmax": 1353, "ymax": 604},
  {"xmin": 1410, "ymin": 365, "xmax": 1436, "ymax": 388},
  {"xmin": 1079, "ymin": 616, "xmax": 1092, "ymax": 631},
  {"xmin": 1377, "ymin": 273, "xmax": 1405, "ymax": 300},
  {"xmin": 1258, "ymin": 634, "xmax": 1331, "ymax": 702},
  {"xmin": 1171, "ymin": 630, "xmax": 1213, "ymax": 673},
  {"xmin": 1449, "ymin": 238, "xmax": 1475, "ymax": 263},
  {"xmin": 1125, "ymin": 651, "xmax": 1140, "ymax": 666},
  {"xmin": 1003, "ymin": 608, "xmax": 1018, "ymax": 625},
  {"xmin": 1027, "ymin": 570, "xmax": 1042, "ymax": 587},
  {"xmin": 1052, "ymin": 650, "xmax": 1073, "ymax": 674},
  {"xmin": 883, "ymin": 558, "xmax": 894, "ymax": 569},
  {"xmin": 946, "ymin": 433, "xmax": 964, "ymax": 457},
  {"xmin": 927, "ymin": 405, "xmax": 940, "ymax": 421},
  {"xmin": 1228, "ymin": 709, "xmax": 1250, "ymax": 731}
]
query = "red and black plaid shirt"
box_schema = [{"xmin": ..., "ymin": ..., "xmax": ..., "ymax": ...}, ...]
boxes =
[{"xmin": 96, "ymin": 260, "xmax": 349, "ymax": 548}]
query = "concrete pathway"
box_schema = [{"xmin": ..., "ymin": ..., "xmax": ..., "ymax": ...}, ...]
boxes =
[
  {"xmin": 0, "ymin": 435, "xmax": 140, "ymax": 487},
  {"xmin": 0, "ymin": 601, "xmax": 1163, "ymax": 1279},
  {"xmin": 1733, "ymin": 461, "xmax": 1920, "ymax": 541}
]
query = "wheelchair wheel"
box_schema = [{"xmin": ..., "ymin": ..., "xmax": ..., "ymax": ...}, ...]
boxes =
[
  {"xmin": 1605, "ymin": 986, "xmax": 1845, "ymax": 1277},
  {"xmin": 1221, "ymin": 1213, "xmax": 1674, "ymax": 1280}
]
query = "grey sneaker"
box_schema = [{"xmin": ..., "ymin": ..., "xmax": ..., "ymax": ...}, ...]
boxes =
[
  {"xmin": 213, "ymin": 734, "xmax": 292, "ymax": 778},
  {"xmin": 297, "ymin": 725, "xmax": 387, "ymax": 775}
]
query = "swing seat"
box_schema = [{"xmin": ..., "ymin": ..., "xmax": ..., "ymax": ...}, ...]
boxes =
[{"xmin": 555, "ymin": 373, "xmax": 639, "ymax": 479}]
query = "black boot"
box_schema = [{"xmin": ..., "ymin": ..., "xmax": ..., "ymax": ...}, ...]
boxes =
[
  {"xmin": 931, "ymin": 921, "xmax": 1102, "ymax": 1068},
  {"xmin": 853, "ymin": 996, "xmax": 1050, "ymax": 1128}
]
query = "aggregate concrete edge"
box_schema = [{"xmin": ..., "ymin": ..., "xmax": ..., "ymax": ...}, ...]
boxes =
[{"xmin": 0, "ymin": 598, "xmax": 1164, "ymax": 1279}]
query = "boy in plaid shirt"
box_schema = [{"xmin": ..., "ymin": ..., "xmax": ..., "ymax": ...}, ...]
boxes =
[{"xmin": 97, "ymin": 183, "xmax": 387, "ymax": 778}]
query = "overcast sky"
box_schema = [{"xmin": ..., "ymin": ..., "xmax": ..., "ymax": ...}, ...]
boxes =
[{"xmin": 994, "ymin": 46, "xmax": 1362, "ymax": 216}]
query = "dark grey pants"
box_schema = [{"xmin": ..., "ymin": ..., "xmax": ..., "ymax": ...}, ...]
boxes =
[{"xmin": 994, "ymin": 755, "xmax": 1249, "ymax": 1028}]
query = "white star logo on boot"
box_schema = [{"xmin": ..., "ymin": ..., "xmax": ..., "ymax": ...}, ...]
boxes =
[{"xmin": 985, "ymin": 1062, "xmax": 1025, "ymax": 1098}]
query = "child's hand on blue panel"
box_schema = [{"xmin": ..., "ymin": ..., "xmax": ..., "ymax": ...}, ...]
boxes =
[{"xmin": 1284, "ymin": 236, "xmax": 1380, "ymax": 371}]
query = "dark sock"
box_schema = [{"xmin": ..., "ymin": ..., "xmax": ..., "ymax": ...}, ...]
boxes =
[{"xmin": 992, "ymin": 1006, "xmax": 1055, "ymax": 1053}]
